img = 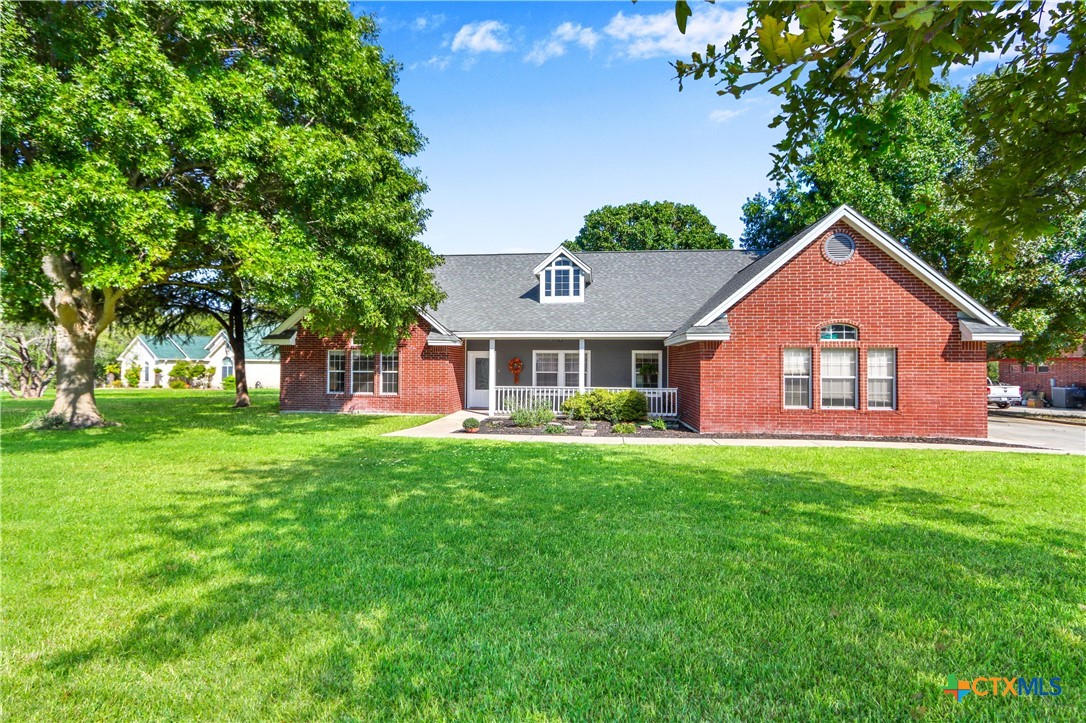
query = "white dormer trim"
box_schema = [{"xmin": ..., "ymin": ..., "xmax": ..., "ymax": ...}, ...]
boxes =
[
  {"xmin": 692, "ymin": 204, "xmax": 1006, "ymax": 329},
  {"xmin": 532, "ymin": 246, "xmax": 592, "ymax": 280},
  {"xmin": 535, "ymin": 246, "xmax": 591, "ymax": 304}
]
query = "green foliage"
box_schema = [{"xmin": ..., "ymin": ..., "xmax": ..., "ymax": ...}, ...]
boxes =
[
  {"xmin": 23, "ymin": 412, "xmax": 70, "ymax": 431},
  {"xmin": 568, "ymin": 201, "xmax": 732, "ymax": 252},
  {"xmin": 169, "ymin": 361, "xmax": 214, "ymax": 389},
  {"xmin": 561, "ymin": 389, "xmax": 648, "ymax": 423},
  {"xmin": 168, "ymin": 380, "xmax": 187, "ymax": 390},
  {"xmin": 124, "ymin": 367, "xmax": 141, "ymax": 389},
  {"xmin": 1, "ymin": 1, "xmax": 442, "ymax": 422},
  {"xmin": 650, "ymin": 418, "xmax": 667, "ymax": 431},
  {"xmin": 672, "ymin": 1, "xmax": 1086, "ymax": 258},
  {"xmin": 612, "ymin": 422, "xmax": 637, "ymax": 435},
  {"xmin": 544, "ymin": 423, "xmax": 566, "ymax": 435},
  {"xmin": 739, "ymin": 92, "xmax": 1086, "ymax": 361},
  {"xmin": 222, "ymin": 375, "xmax": 236, "ymax": 392},
  {"xmin": 509, "ymin": 400, "xmax": 555, "ymax": 427},
  {"xmin": 462, "ymin": 417, "xmax": 480, "ymax": 430}
]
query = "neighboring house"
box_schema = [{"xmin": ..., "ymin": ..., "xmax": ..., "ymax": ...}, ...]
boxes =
[
  {"xmin": 998, "ymin": 342, "xmax": 1086, "ymax": 397},
  {"xmin": 118, "ymin": 328, "xmax": 280, "ymax": 389},
  {"xmin": 264, "ymin": 206, "xmax": 1019, "ymax": 438}
]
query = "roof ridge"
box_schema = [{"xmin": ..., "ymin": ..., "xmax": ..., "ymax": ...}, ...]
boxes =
[{"xmin": 440, "ymin": 248, "xmax": 752, "ymax": 258}]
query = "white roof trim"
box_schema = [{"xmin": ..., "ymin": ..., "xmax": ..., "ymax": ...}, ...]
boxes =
[
  {"xmin": 456, "ymin": 331, "xmax": 669, "ymax": 339},
  {"xmin": 664, "ymin": 332, "xmax": 731, "ymax": 347},
  {"xmin": 117, "ymin": 336, "xmax": 156, "ymax": 362},
  {"xmin": 268, "ymin": 307, "xmax": 309, "ymax": 336},
  {"xmin": 204, "ymin": 330, "xmax": 227, "ymax": 350},
  {"xmin": 419, "ymin": 310, "xmax": 452, "ymax": 336},
  {"xmin": 261, "ymin": 331, "xmax": 297, "ymax": 346},
  {"xmin": 692, "ymin": 205, "xmax": 1005, "ymax": 329},
  {"xmin": 959, "ymin": 321, "xmax": 1022, "ymax": 342},
  {"xmin": 531, "ymin": 246, "xmax": 593, "ymax": 281}
]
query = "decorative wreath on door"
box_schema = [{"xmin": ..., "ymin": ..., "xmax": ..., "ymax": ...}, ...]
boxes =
[{"xmin": 508, "ymin": 357, "xmax": 524, "ymax": 385}]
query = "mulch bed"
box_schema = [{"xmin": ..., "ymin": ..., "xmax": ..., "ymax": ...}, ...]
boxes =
[{"xmin": 470, "ymin": 417, "xmax": 1035, "ymax": 448}]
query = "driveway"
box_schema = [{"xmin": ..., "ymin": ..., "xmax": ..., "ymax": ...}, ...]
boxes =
[{"xmin": 988, "ymin": 414, "xmax": 1085, "ymax": 455}]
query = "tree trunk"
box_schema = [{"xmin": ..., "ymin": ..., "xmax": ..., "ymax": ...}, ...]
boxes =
[
  {"xmin": 50, "ymin": 322, "xmax": 103, "ymax": 427},
  {"xmin": 228, "ymin": 293, "xmax": 250, "ymax": 408},
  {"xmin": 41, "ymin": 253, "xmax": 120, "ymax": 428}
]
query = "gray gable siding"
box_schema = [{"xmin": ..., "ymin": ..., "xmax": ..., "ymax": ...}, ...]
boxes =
[{"xmin": 430, "ymin": 250, "xmax": 755, "ymax": 334}]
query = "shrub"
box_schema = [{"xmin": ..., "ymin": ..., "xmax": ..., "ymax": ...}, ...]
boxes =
[
  {"xmin": 616, "ymin": 390, "xmax": 649, "ymax": 422},
  {"xmin": 170, "ymin": 361, "xmax": 215, "ymax": 389},
  {"xmin": 509, "ymin": 400, "xmax": 554, "ymax": 427},
  {"xmin": 612, "ymin": 422, "xmax": 637, "ymax": 435},
  {"xmin": 124, "ymin": 366, "xmax": 141, "ymax": 388},
  {"xmin": 650, "ymin": 417, "xmax": 667, "ymax": 430},
  {"xmin": 24, "ymin": 412, "xmax": 69, "ymax": 430},
  {"xmin": 222, "ymin": 375, "xmax": 236, "ymax": 391},
  {"xmin": 561, "ymin": 389, "xmax": 648, "ymax": 423},
  {"xmin": 110, "ymin": 379, "xmax": 123, "ymax": 388},
  {"xmin": 168, "ymin": 379, "xmax": 188, "ymax": 389},
  {"xmin": 544, "ymin": 423, "xmax": 565, "ymax": 435},
  {"xmin": 462, "ymin": 417, "xmax": 480, "ymax": 430}
]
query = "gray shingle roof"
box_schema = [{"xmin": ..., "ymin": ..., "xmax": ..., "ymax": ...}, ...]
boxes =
[
  {"xmin": 428, "ymin": 249, "xmax": 756, "ymax": 334},
  {"xmin": 958, "ymin": 317, "xmax": 1021, "ymax": 337}
]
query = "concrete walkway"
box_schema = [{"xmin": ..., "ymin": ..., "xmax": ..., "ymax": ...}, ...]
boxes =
[{"xmin": 384, "ymin": 410, "xmax": 1071, "ymax": 454}]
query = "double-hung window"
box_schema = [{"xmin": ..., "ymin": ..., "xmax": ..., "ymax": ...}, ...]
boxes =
[
  {"xmin": 540, "ymin": 255, "xmax": 584, "ymax": 302},
  {"xmin": 867, "ymin": 349, "xmax": 896, "ymax": 409},
  {"xmin": 783, "ymin": 348, "xmax": 811, "ymax": 408},
  {"xmin": 327, "ymin": 350, "xmax": 346, "ymax": 393},
  {"xmin": 534, "ymin": 351, "xmax": 590, "ymax": 387},
  {"xmin": 351, "ymin": 351, "xmax": 375, "ymax": 394},
  {"xmin": 380, "ymin": 352, "xmax": 399, "ymax": 395},
  {"xmin": 632, "ymin": 351, "xmax": 662, "ymax": 389},
  {"xmin": 820, "ymin": 348, "xmax": 857, "ymax": 409}
]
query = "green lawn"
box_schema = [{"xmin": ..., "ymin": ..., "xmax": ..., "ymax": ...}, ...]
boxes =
[{"xmin": 4, "ymin": 390, "xmax": 1083, "ymax": 720}]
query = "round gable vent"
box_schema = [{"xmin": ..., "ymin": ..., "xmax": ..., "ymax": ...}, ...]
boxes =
[{"xmin": 825, "ymin": 233, "xmax": 856, "ymax": 262}]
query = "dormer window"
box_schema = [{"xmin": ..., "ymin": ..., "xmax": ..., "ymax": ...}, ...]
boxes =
[{"xmin": 534, "ymin": 246, "xmax": 591, "ymax": 304}]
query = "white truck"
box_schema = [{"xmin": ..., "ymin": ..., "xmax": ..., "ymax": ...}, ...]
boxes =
[{"xmin": 987, "ymin": 378, "xmax": 1021, "ymax": 408}]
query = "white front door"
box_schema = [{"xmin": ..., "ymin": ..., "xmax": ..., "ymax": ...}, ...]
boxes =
[{"xmin": 467, "ymin": 351, "xmax": 490, "ymax": 408}]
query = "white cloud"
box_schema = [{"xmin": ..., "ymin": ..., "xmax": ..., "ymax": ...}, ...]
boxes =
[
  {"xmin": 604, "ymin": 5, "xmax": 746, "ymax": 60},
  {"xmin": 709, "ymin": 108, "xmax": 746, "ymax": 123},
  {"xmin": 413, "ymin": 14, "xmax": 446, "ymax": 32},
  {"xmin": 525, "ymin": 21, "xmax": 601, "ymax": 65},
  {"xmin": 409, "ymin": 55, "xmax": 452, "ymax": 72},
  {"xmin": 451, "ymin": 20, "xmax": 511, "ymax": 54}
]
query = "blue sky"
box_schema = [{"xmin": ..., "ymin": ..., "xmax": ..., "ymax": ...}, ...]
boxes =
[{"xmin": 353, "ymin": 1, "xmax": 781, "ymax": 254}]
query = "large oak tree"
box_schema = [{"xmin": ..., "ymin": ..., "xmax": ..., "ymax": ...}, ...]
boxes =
[
  {"xmin": 568, "ymin": 201, "xmax": 733, "ymax": 251},
  {"xmin": 671, "ymin": 0, "xmax": 1085, "ymax": 259},
  {"xmin": 2, "ymin": 1, "xmax": 441, "ymax": 426}
]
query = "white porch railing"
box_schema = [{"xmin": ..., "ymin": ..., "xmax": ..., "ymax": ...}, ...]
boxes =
[{"xmin": 493, "ymin": 386, "xmax": 678, "ymax": 418}]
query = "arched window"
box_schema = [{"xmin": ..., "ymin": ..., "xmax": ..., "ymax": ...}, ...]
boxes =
[
  {"xmin": 143, "ymin": 363, "xmax": 150, "ymax": 382},
  {"xmin": 222, "ymin": 356, "xmax": 234, "ymax": 380},
  {"xmin": 820, "ymin": 324, "xmax": 858, "ymax": 341}
]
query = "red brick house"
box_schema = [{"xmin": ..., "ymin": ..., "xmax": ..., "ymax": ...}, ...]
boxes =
[
  {"xmin": 265, "ymin": 206, "xmax": 1019, "ymax": 438},
  {"xmin": 998, "ymin": 343, "xmax": 1086, "ymax": 399}
]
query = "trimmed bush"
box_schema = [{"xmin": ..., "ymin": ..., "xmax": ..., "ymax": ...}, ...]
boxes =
[
  {"xmin": 612, "ymin": 422, "xmax": 637, "ymax": 435},
  {"xmin": 544, "ymin": 423, "xmax": 565, "ymax": 435},
  {"xmin": 124, "ymin": 366, "xmax": 141, "ymax": 388},
  {"xmin": 222, "ymin": 375, "xmax": 236, "ymax": 391},
  {"xmin": 462, "ymin": 417, "xmax": 480, "ymax": 430},
  {"xmin": 561, "ymin": 389, "xmax": 648, "ymax": 423},
  {"xmin": 168, "ymin": 379, "xmax": 188, "ymax": 390},
  {"xmin": 509, "ymin": 400, "xmax": 554, "ymax": 427}
]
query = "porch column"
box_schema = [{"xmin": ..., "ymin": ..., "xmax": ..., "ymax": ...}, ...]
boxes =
[
  {"xmin": 487, "ymin": 338, "xmax": 496, "ymax": 416},
  {"xmin": 578, "ymin": 339, "xmax": 586, "ymax": 391}
]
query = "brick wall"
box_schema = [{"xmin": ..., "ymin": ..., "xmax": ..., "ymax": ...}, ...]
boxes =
[
  {"xmin": 279, "ymin": 319, "xmax": 464, "ymax": 414},
  {"xmin": 689, "ymin": 221, "xmax": 989, "ymax": 438},
  {"xmin": 998, "ymin": 358, "xmax": 1086, "ymax": 396},
  {"xmin": 667, "ymin": 342, "xmax": 705, "ymax": 429}
]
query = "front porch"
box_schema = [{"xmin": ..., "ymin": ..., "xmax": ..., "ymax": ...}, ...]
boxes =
[
  {"xmin": 493, "ymin": 385, "xmax": 678, "ymax": 418},
  {"xmin": 463, "ymin": 337, "xmax": 677, "ymax": 418}
]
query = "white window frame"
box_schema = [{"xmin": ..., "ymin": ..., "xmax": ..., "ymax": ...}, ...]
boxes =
[
  {"xmin": 782, "ymin": 348, "xmax": 812, "ymax": 409},
  {"xmin": 221, "ymin": 356, "xmax": 233, "ymax": 381},
  {"xmin": 631, "ymin": 350, "xmax": 663, "ymax": 389},
  {"xmin": 820, "ymin": 348, "xmax": 858, "ymax": 410},
  {"xmin": 820, "ymin": 324, "xmax": 859, "ymax": 341},
  {"xmin": 532, "ymin": 350, "xmax": 591, "ymax": 387},
  {"xmin": 539, "ymin": 256, "xmax": 584, "ymax": 304},
  {"xmin": 327, "ymin": 350, "xmax": 346, "ymax": 394},
  {"xmin": 379, "ymin": 351, "xmax": 399, "ymax": 396},
  {"xmin": 351, "ymin": 351, "xmax": 375, "ymax": 395},
  {"xmin": 867, "ymin": 348, "xmax": 897, "ymax": 411}
]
